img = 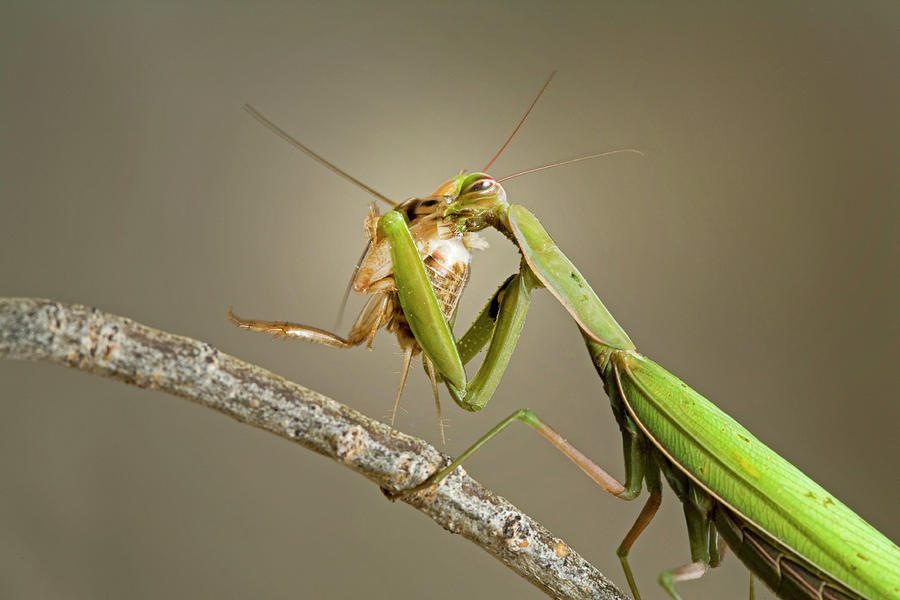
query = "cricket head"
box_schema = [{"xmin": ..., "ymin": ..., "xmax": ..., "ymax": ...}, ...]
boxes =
[{"xmin": 439, "ymin": 172, "xmax": 509, "ymax": 233}]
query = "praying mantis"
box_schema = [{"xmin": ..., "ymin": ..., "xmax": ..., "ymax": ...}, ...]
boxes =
[{"xmin": 229, "ymin": 76, "xmax": 900, "ymax": 600}]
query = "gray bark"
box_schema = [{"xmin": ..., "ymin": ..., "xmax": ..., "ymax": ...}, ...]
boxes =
[{"xmin": 0, "ymin": 297, "xmax": 628, "ymax": 600}]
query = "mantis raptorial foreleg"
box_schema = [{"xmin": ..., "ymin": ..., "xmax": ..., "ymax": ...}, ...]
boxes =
[
  {"xmin": 379, "ymin": 195, "xmax": 704, "ymax": 598},
  {"xmin": 378, "ymin": 209, "xmax": 539, "ymax": 413}
]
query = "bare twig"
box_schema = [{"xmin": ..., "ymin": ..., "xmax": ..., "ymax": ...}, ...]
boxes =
[{"xmin": 0, "ymin": 297, "xmax": 628, "ymax": 600}]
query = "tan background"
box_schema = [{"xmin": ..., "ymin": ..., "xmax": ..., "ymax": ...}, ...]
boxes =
[{"xmin": 2, "ymin": 2, "xmax": 898, "ymax": 599}]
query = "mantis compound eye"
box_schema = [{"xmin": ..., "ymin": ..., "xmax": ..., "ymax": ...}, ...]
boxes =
[{"xmin": 464, "ymin": 178, "xmax": 494, "ymax": 194}]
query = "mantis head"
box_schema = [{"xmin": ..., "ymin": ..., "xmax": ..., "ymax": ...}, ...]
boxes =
[{"xmin": 441, "ymin": 173, "xmax": 509, "ymax": 233}]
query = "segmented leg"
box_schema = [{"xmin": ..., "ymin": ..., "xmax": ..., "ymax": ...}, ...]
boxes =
[
  {"xmin": 228, "ymin": 297, "xmax": 386, "ymax": 348},
  {"xmin": 390, "ymin": 346, "xmax": 414, "ymax": 427},
  {"xmin": 229, "ymin": 289, "xmax": 418, "ymax": 429},
  {"xmin": 385, "ymin": 406, "xmax": 668, "ymax": 600},
  {"xmin": 229, "ymin": 308, "xmax": 357, "ymax": 347},
  {"xmin": 655, "ymin": 477, "xmax": 719, "ymax": 600},
  {"xmin": 387, "ymin": 408, "xmax": 634, "ymax": 499},
  {"xmin": 423, "ymin": 357, "xmax": 445, "ymax": 445},
  {"xmin": 658, "ymin": 560, "xmax": 709, "ymax": 600},
  {"xmin": 617, "ymin": 471, "xmax": 662, "ymax": 600}
]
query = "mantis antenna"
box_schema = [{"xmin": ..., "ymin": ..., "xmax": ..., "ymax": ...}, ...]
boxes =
[
  {"xmin": 497, "ymin": 149, "xmax": 644, "ymax": 183},
  {"xmin": 482, "ymin": 71, "xmax": 556, "ymax": 172},
  {"xmin": 480, "ymin": 72, "xmax": 643, "ymax": 181}
]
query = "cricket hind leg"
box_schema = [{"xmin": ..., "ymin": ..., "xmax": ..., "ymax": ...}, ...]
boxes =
[
  {"xmin": 389, "ymin": 345, "xmax": 415, "ymax": 428},
  {"xmin": 423, "ymin": 357, "xmax": 446, "ymax": 444},
  {"xmin": 231, "ymin": 293, "xmax": 425, "ymax": 433},
  {"xmin": 228, "ymin": 291, "xmax": 393, "ymax": 349}
]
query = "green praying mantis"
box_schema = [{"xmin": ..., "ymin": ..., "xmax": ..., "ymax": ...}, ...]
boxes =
[{"xmin": 229, "ymin": 76, "xmax": 900, "ymax": 600}]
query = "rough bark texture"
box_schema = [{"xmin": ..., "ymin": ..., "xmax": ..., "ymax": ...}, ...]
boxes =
[{"xmin": 0, "ymin": 297, "xmax": 628, "ymax": 600}]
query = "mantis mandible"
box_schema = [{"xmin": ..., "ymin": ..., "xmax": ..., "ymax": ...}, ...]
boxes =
[{"xmin": 230, "ymin": 76, "xmax": 900, "ymax": 599}]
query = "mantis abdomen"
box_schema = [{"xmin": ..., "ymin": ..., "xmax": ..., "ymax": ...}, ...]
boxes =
[
  {"xmin": 603, "ymin": 347, "xmax": 898, "ymax": 599},
  {"xmin": 716, "ymin": 506, "xmax": 858, "ymax": 600}
]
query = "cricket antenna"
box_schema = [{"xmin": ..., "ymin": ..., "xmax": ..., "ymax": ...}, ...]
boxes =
[
  {"xmin": 243, "ymin": 104, "xmax": 397, "ymax": 207},
  {"xmin": 333, "ymin": 240, "xmax": 372, "ymax": 330},
  {"xmin": 482, "ymin": 71, "xmax": 556, "ymax": 172},
  {"xmin": 497, "ymin": 149, "xmax": 644, "ymax": 183}
]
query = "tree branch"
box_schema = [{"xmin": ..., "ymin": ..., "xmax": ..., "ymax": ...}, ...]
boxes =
[{"xmin": 0, "ymin": 297, "xmax": 628, "ymax": 600}]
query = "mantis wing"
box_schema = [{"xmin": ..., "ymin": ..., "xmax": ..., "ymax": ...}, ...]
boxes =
[{"xmin": 616, "ymin": 352, "xmax": 900, "ymax": 600}]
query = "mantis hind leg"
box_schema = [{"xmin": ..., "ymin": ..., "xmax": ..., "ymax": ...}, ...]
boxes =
[
  {"xmin": 657, "ymin": 465, "xmax": 723, "ymax": 600},
  {"xmin": 385, "ymin": 407, "xmax": 670, "ymax": 600},
  {"xmin": 658, "ymin": 560, "xmax": 709, "ymax": 600},
  {"xmin": 656, "ymin": 508, "xmax": 723, "ymax": 600},
  {"xmin": 617, "ymin": 466, "xmax": 662, "ymax": 600},
  {"xmin": 657, "ymin": 522, "xmax": 726, "ymax": 600}
]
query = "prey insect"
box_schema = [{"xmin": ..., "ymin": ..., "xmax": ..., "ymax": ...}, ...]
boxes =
[
  {"xmin": 229, "ymin": 75, "xmax": 608, "ymax": 441},
  {"xmin": 229, "ymin": 105, "xmax": 493, "ymax": 443},
  {"xmin": 230, "ymin": 76, "xmax": 900, "ymax": 599}
]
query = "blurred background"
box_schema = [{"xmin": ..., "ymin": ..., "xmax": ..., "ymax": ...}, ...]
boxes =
[{"xmin": 2, "ymin": 2, "xmax": 898, "ymax": 599}]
